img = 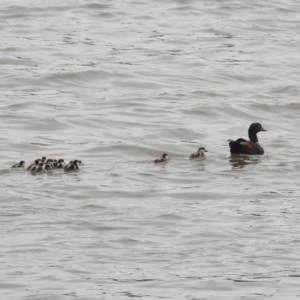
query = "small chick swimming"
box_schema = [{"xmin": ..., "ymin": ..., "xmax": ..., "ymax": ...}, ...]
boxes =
[
  {"xmin": 43, "ymin": 163, "xmax": 52, "ymax": 172},
  {"xmin": 11, "ymin": 161, "xmax": 25, "ymax": 168},
  {"xmin": 64, "ymin": 160, "xmax": 81, "ymax": 172},
  {"xmin": 45, "ymin": 158, "xmax": 54, "ymax": 169},
  {"xmin": 189, "ymin": 147, "xmax": 207, "ymax": 159},
  {"xmin": 154, "ymin": 153, "xmax": 168, "ymax": 163},
  {"xmin": 54, "ymin": 159, "xmax": 65, "ymax": 169},
  {"xmin": 27, "ymin": 159, "xmax": 41, "ymax": 171},
  {"xmin": 30, "ymin": 162, "xmax": 44, "ymax": 173}
]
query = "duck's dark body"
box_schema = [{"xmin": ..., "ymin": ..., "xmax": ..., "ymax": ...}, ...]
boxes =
[
  {"xmin": 229, "ymin": 138, "xmax": 264, "ymax": 155},
  {"xmin": 229, "ymin": 123, "xmax": 266, "ymax": 155}
]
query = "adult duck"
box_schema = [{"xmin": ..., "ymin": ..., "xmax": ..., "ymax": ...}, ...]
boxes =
[{"xmin": 229, "ymin": 123, "xmax": 266, "ymax": 155}]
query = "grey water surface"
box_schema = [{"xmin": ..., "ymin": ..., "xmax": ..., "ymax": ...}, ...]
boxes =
[{"xmin": 1, "ymin": 0, "xmax": 300, "ymax": 299}]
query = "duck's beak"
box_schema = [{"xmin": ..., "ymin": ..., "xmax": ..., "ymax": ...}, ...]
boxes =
[
  {"xmin": 205, "ymin": 149, "xmax": 208, "ymax": 152},
  {"xmin": 261, "ymin": 128, "xmax": 267, "ymax": 131}
]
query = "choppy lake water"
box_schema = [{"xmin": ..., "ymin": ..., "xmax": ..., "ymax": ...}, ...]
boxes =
[{"xmin": 1, "ymin": 1, "xmax": 300, "ymax": 299}]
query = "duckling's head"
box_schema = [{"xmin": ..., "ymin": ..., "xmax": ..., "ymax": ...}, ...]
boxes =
[{"xmin": 198, "ymin": 147, "xmax": 208, "ymax": 153}]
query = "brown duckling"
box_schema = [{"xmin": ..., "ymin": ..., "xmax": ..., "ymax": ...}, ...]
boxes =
[
  {"xmin": 154, "ymin": 153, "xmax": 168, "ymax": 163},
  {"xmin": 30, "ymin": 162, "xmax": 44, "ymax": 173},
  {"xmin": 55, "ymin": 159, "xmax": 65, "ymax": 169},
  {"xmin": 27, "ymin": 159, "xmax": 41, "ymax": 171},
  {"xmin": 189, "ymin": 147, "xmax": 207, "ymax": 159},
  {"xmin": 63, "ymin": 160, "xmax": 76, "ymax": 172},
  {"xmin": 64, "ymin": 160, "xmax": 82, "ymax": 172},
  {"xmin": 43, "ymin": 163, "xmax": 52, "ymax": 172},
  {"xmin": 11, "ymin": 160, "xmax": 25, "ymax": 168},
  {"xmin": 45, "ymin": 158, "xmax": 54, "ymax": 168}
]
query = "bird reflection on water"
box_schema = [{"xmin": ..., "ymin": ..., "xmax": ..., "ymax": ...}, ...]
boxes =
[{"xmin": 229, "ymin": 154, "xmax": 261, "ymax": 169}]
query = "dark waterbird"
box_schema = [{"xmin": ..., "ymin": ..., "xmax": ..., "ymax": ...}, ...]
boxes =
[{"xmin": 229, "ymin": 123, "xmax": 266, "ymax": 155}]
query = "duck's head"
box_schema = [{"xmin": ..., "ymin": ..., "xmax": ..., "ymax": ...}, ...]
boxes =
[{"xmin": 249, "ymin": 123, "xmax": 266, "ymax": 133}]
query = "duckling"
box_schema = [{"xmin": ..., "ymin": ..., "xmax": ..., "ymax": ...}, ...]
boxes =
[
  {"xmin": 11, "ymin": 160, "xmax": 25, "ymax": 168},
  {"xmin": 43, "ymin": 163, "xmax": 52, "ymax": 172},
  {"xmin": 55, "ymin": 159, "xmax": 65, "ymax": 169},
  {"xmin": 35, "ymin": 157, "xmax": 46, "ymax": 163},
  {"xmin": 30, "ymin": 162, "xmax": 44, "ymax": 173},
  {"xmin": 63, "ymin": 160, "xmax": 74, "ymax": 172},
  {"xmin": 189, "ymin": 147, "xmax": 207, "ymax": 159},
  {"xmin": 154, "ymin": 153, "xmax": 168, "ymax": 163},
  {"xmin": 64, "ymin": 160, "xmax": 81, "ymax": 172},
  {"xmin": 72, "ymin": 160, "xmax": 81, "ymax": 170},
  {"xmin": 27, "ymin": 159, "xmax": 41, "ymax": 171},
  {"xmin": 45, "ymin": 158, "xmax": 54, "ymax": 168},
  {"xmin": 229, "ymin": 123, "xmax": 266, "ymax": 155}
]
